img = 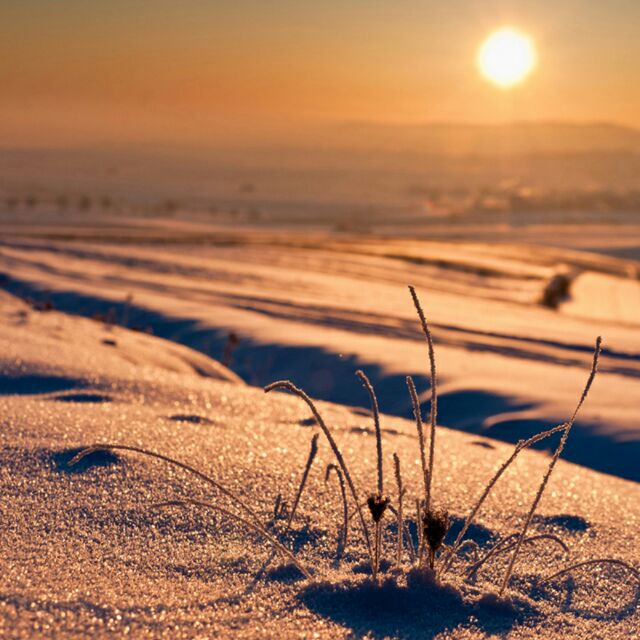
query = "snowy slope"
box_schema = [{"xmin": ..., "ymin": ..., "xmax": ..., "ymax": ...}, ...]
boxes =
[
  {"xmin": 0, "ymin": 290, "xmax": 638, "ymax": 639},
  {"xmin": 1, "ymin": 227, "xmax": 639, "ymax": 481}
]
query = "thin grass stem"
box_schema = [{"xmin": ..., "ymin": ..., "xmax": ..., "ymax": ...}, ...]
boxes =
[
  {"xmin": 440, "ymin": 422, "xmax": 568, "ymax": 574},
  {"xmin": 69, "ymin": 444, "xmax": 261, "ymax": 524},
  {"xmin": 325, "ymin": 463, "xmax": 348, "ymax": 560},
  {"xmin": 541, "ymin": 559, "xmax": 640, "ymax": 585},
  {"xmin": 393, "ymin": 453, "xmax": 404, "ymax": 565},
  {"xmin": 499, "ymin": 337, "xmax": 602, "ymax": 597},
  {"xmin": 153, "ymin": 498, "xmax": 311, "ymax": 579},
  {"xmin": 258, "ymin": 433, "xmax": 320, "ymax": 579},
  {"xmin": 406, "ymin": 376, "xmax": 428, "ymax": 503},
  {"xmin": 273, "ymin": 493, "xmax": 283, "ymax": 520},
  {"xmin": 385, "ymin": 503, "xmax": 416, "ymax": 563},
  {"xmin": 286, "ymin": 433, "xmax": 319, "ymax": 529},
  {"xmin": 467, "ymin": 534, "xmax": 569, "ymax": 577},
  {"xmin": 408, "ymin": 285, "xmax": 437, "ymax": 513},
  {"xmin": 356, "ymin": 369, "xmax": 386, "ymax": 582},
  {"xmin": 356, "ymin": 370, "xmax": 384, "ymax": 496},
  {"xmin": 416, "ymin": 498, "xmax": 425, "ymax": 566},
  {"xmin": 454, "ymin": 540, "xmax": 481, "ymax": 565}
]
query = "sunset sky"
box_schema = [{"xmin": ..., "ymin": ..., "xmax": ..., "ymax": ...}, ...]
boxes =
[{"xmin": 1, "ymin": 1, "xmax": 639, "ymax": 147}]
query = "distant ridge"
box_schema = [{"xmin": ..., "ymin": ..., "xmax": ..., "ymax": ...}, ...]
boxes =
[{"xmin": 320, "ymin": 120, "xmax": 640, "ymax": 156}]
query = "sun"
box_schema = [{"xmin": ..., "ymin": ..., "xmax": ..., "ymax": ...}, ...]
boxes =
[{"xmin": 477, "ymin": 27, "xmax": 536, "ymax": 88}]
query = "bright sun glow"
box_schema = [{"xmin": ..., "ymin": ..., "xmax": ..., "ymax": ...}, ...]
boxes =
[{"xmin": 478, "ymin": 27, "xmax": 536, "ymax": 88}]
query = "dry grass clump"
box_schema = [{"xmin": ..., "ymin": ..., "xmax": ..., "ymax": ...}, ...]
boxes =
[
  {"xmin": 539, "ymin": 267, "xmax": 576, "ymax": 309},
  {"xmin": 70, "ymin": 286, "xmax": 639, "ymax": 607},
  {"xmin": 263, "ymin": 378, "xmax": 375, "ymax": 575}
]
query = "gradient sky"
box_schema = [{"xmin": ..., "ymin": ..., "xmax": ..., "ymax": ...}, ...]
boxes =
[{"xmin": 1, "ymin": 1, "xmax": 639, "ymax": 146}]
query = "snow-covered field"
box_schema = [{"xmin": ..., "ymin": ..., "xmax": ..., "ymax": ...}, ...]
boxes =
[
  {"xmin": 0, "ymin": 217, "xmax": 638, "ymax": 638},
  {"xmin": 1, "ymin": 219, "xmax": 639, "ymax": 481}
]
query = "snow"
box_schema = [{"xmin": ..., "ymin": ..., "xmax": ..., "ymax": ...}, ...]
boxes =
[
  {"xmin": 1, "ymin": 226, "xmax": 639, "ymax": 482},
  {"xmin": 0, "ymin": 280, "xmax": 638, "ymax": 639},
  {"xmin": 561, "ymin": 271, "xmax": 640, "ymax": 325}
]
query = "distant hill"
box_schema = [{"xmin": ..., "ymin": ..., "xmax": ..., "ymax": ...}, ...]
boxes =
[
  {"xmin": 316, "ymin": 121, "xmax": 640, "ymax": 156},
  {"xmin": 1, "ymin": 121, "xmax": 639, "ymax": 200}
]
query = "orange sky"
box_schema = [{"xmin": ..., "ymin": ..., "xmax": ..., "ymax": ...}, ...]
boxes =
[{"xmin": 1, "ymin": 1, "xmax": 639, "ymax": 147}]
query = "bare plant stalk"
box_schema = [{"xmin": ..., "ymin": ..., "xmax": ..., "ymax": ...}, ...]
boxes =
[
  {"xmin": 440, "ymin": 422, "xmax": 568, "ymax": 574},
  {"xmin": 466, "ymin": 533, "xmax": 518, "ymax": 574},
  {"xmin": 325, "ymin": 463, "xmax": 348, "ymax": 560},
  {"xmin": 375, "ymin": 521, "xmax": 383, "ymax": 579},
  {"xmin": 467, "ymin": 534, "xmax": 569, "ymax": 577},
  {"xmin": 153, "ymin": 498, "xmax": 311, "ymax": 579},
  {"xmin": 499, "ymin": 336, "xmax": 602, "ymax": 597},
  {"xmin": 408, "ymin": 285, "xmax": 437, "ymax": 512},
  {"xmin": 404, "ymin": 520, "xmax": 417, "ymax": 563},
  {"xmin": 406, "ymin": 376, "xmax": 428, "ymax": 502},
  {"xmin": 356, "ymin": 369, "xmax": 384, "ymax": 496},
  {"xmin": 393, "ymin": 453, "xmax": 404, "ymax": 565},
  {"xmin": 258, "ymin": 433, "xmax": 320, "ymax": 579},
  {"xmin": 273, "ymin": 493, "xmax": 283, "ymax": 520},
  {"xmin": 69, "ymin": 444, "xmax": 261, "ymax": 524},
  {"xmin": 287, "ymin": 434, "xmax": 319, "ymax": 529},
  {"xmin": 371, "ymin": 523, "xmax": 381, "ymax": 581},
  {"xmin": 385, "ymin": 503, "xmax": 416, "ymax": 563},
  {"xmin": 264, "ymin": 381, "xmax": 374, "ymax": 570},
  {"xmin": 356, "ymin": 369, "xmax": 386, "ymax": 582},
  {"xmin": 346, "ymin": 502, "xmax": 366, "ymax": 523},
  {"xmin": 541, "ymin": 559, "xmax": 640, "ymax": 585},
  {"xmin": 454, "ymin": 540, "xmax": 481, "ymax": 565},
  {"xmin": 416, "ymin": 498, "xmax": 424, "ymax": 566}
]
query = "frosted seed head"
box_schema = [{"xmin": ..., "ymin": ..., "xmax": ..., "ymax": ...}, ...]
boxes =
[
  {"xmin": 423, "ymin": 507, "xmax": 449, "ymax": 554},
  {"xmin": 367, "ymin": 493, "xmax": 390, "ymax": 522}
]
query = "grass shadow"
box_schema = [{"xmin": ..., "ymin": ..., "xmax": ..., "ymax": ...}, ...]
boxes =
[
  {"xmin": 51, "ymin": 392, "xmax": 113, "ymax": 404},
  {"xmin": 53, "ymin": 447, "xmax": 121, "ymax": 474},
  {"xmin": 535, "ymin": 576, "xmax": 640, "ymax": 621},
  {"xmin": 299, "ymin": 573, "xmax": 536, "ymax": 639},
  {"xmin": 168, "ymin": 414, "xmax": 215, "ymax": 426},
  {"xmin": 0, "ymin": 373, "xmax": 86, "ymax": 396},
  {"xmin": 532, "ymin": 513, "xmax": 590, "ymax": 533}
]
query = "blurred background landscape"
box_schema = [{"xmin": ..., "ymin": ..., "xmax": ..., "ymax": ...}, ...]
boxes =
[
  {"xmin": 1, "ymin": 2, "xmax": 639, "ymax": 480},
  {"xmin": 3, "ymin": 120, "xmax": 640, "ymax": 259}
]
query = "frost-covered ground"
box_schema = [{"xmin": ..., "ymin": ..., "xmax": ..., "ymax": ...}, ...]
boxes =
[{"xmin": 0, "ymin": 288, "xmax": 638, "ymax": 639}]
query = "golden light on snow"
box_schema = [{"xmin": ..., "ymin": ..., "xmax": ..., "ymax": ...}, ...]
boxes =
[{"xmin": 477, "ymin": 27, "xmax": 537, "ymax": 88}]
